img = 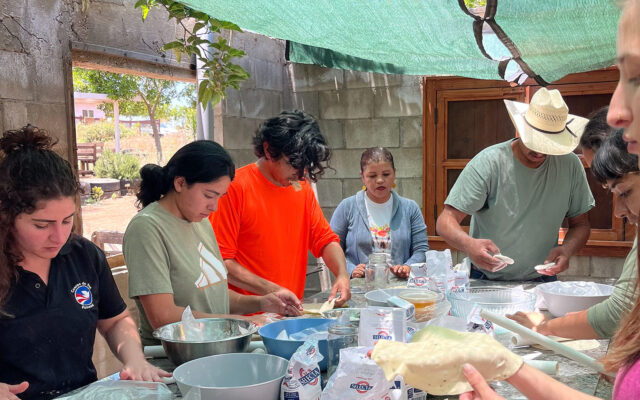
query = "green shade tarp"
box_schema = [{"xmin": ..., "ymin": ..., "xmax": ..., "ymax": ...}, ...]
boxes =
[{"xmin": 179, "ymin": 0, "xmax": 621, "ymax": 83}]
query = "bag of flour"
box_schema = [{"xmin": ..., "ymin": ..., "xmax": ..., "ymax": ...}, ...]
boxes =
[
  {"xmin": 358, "ymin": 307, "xmax": 406, "ymax": 347},
  {"xmin": 321, "ymin": 347, "xmax": 391, "ymax": 400},
  {"xmin": 281, "ymin": 339, "xmax": 324, "ymax": 400},
  {"xmin": 407, "ymin": 263, "xmax": 429, "ymax": 288}
]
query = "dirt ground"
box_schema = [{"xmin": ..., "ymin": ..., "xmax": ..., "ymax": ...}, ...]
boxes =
[{"xmin": 81, "ymin": 195, "xmax": 139, "ymax": 240}]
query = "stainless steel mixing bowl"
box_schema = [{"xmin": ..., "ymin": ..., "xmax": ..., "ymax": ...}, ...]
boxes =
[{"xmin": 152, "ymin": 318, "xmax": 257, "ymax": 365}]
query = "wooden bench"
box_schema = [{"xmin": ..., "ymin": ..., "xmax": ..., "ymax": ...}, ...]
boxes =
[
  {"xmin": 91, "ymin": 230, "xmax": 124, "ymax": 258},
  {"xmin": 77, "ymin": 142, "xmax": 104, "ymax": 176}
]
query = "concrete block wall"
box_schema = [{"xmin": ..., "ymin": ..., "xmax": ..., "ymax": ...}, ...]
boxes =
[
  {"xmin": 220, "ymin": 33, "xmax": 286, "ymax": 168},
  {"xmin": 285, "ymin": 64, "xmax": 424, "ymax": 221}
]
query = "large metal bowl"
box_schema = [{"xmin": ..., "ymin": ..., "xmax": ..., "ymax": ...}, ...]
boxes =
[
  {"xmin": 152, "ymin": 318, "xmax": 257, "ymax": 366},
  {"xmin": 173, "ymin": 352, "xmax": 288, "ymax": 400}
]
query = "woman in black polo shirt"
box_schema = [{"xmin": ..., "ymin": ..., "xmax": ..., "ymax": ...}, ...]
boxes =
[{"xmin": 0, "ymin": 125, "xmax": 170, "ymax": 399}]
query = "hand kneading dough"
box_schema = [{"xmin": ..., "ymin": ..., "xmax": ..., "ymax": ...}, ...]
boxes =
[{"xmin": 371, "ymin": 326, "xmax": 523, "ymax": 395}]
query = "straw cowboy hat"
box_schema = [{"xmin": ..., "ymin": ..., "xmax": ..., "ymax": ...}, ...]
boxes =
[{"xmin": 504, "ymin": 88, "xmax": 589, "ymax": 155}]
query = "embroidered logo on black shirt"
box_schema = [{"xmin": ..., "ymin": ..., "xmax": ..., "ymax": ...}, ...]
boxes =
[{"xmin": 71, "ymin": 283, "xmax": 94, "ymax": 309}]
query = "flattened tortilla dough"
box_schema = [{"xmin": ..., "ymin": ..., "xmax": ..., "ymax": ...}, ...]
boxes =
[
  {"xmin": 371, "ymin": 326, "xmax": 523, "ymax": 395},
  {"xmin": 302, "ymin": 300, "xmax": 342, "ymax": 314}
]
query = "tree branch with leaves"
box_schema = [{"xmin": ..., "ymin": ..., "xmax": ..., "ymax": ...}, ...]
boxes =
[{"xmin": 135, "ymin": 0, "xmax": 249, "ymax": 106}]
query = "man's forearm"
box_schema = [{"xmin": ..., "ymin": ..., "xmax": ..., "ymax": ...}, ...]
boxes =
[
  {"xmin": 436, "ymin": 211, "xmax": 472, "ymax": 253},
  {"xmin": 561, "ymin": 221, "xmax": 590, "ymax": 257},
  {"xmin": 224, "ymin": 258, "xmax": 282, "ymax": 295},
  {"xmin": 321, "ymin": 242, "xmax": 349, "ymax": 279}
]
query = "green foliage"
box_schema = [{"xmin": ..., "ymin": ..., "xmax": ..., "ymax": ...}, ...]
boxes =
[
  {"xmin": 94, "ymin": 150, "xmax": 141, "ymax": 181},
  {"xmin": 76, "ymin": 122, "xmax": 138, "ymax": 143},
  {"xmin": 464, "ymin": 0, "xmax": 486, "ymax": 8},
  {"xmin": 91, "ymin": 186, "xmax": 104, "ymax": 204},
  {"xmin": 134, "ymin": 0, "xmax": 249, "ymax": 106}
]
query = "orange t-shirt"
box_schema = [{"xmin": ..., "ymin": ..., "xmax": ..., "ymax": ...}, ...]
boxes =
[{"xmin": 209, "ymin": 163, "xmax": 339, "ymax": 298}]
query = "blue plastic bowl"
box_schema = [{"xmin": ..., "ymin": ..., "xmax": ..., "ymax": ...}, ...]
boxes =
[{"xmin": 258, "ymin": 318, "xmax": 330, "ymax": 370}]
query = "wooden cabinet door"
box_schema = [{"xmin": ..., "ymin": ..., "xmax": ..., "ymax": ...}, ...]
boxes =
[{"xmin": 434, "ymin": 87, "xmax": 526, "ymax": 232}]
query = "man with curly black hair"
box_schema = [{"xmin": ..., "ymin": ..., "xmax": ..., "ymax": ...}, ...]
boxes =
[{"xmin": 210, "ymin": 110, "xmax": 351, "ymax": 306}]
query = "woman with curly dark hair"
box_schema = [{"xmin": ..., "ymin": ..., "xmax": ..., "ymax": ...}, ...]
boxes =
[{"xmin": 0, "ymin": 125, "xmax": 169, "ymax": 400}]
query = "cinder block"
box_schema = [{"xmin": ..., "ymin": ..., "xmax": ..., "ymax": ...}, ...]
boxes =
[
  {"xmin": 222, "ymin": 116, "xmax": 262, "ymax": 149},
  {"xmin": 227, "ymin": 149, "xmax": 258, "ymax": 169},
  {"xmin": 391, "ymin": 148, "xmax": 423, "ymax": 178},
  {"xmin": 343, "ymin": 179, "xmax": 364, "ymax": 198},
  {"xmin": 316, "ymin": 179, "xmax": 343, "ymax": 208},
  {"xmin": 345, "ymin": 71, "xmax": 420, "ymax": 89},
  {"xmin": 235, "ymin": 57, "xmax": 257, "ymax": 90},
  {"xmin": 319, "ymin": 89, "xmax": 373, "ymax": 120},
  {"xmin": 33, "ymin": 54, "xmax": 66, "ymax": 104},
  {"xmin": 590, "ymin": 257, "xmax": 625, "ymax": 278},
  {"xmin": 2, "ymin": 101, "xmax": 28, "ymax": 131},
  {"xmin": 288, "ymin": 64, "xmax": 344, "ymax": 92},
  {"xmin": 318, "ymin": 119, "xmax": 344, "ymax": 149},
  {"xmin": 322, "ymin": 206, "xmax": 337, "ymax": 223},
  {"xmin": 251, "ymin": 59, "xmax": 284, "ymax": 91},
  {"xmin": 0, "ymin": 51, "xmax": 32, "ymax": 101},
  {"xmin": 559, "ymin": 256, "xmax": 590, "ymax": 277},
  {"xmin": 287, "ymin": 92, "xmax": 319, "ymax": 118},
  {"xmin": 374, "ymin": 86, "xmax": 422, "ymax": 118},
  {"xmin": 401, "ymin": 117, "xmax": 422, "ymax": 147},
  {"xmin": 239, "ymin": 89, "xmax": 282, "ymax": 119},
  {"xmin": 325, "ymin": 149, "xmax": 364, "ymax": 179},
  {"xmin": 242, "ymin": 34, "xmax": 285, "ymax": 63},
  {"xmin": 344, "ymin": 118, "xmax": 400, "ymax": 149},
  {"xmin": 396, "ymin": 178, "xmax": 423, "ymax": 212},
  {"xmin": 222, "ymin": 88, "xmax": 242, "ymax": 117},
  {"xmin": 26, "ymin": 103, "xmax": 66, "ymax": 142},
  {"xmin": 344, "ymin": 70, "xmax": 374, "ymax": 89}
]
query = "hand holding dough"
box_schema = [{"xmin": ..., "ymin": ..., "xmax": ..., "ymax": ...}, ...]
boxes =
[{"xmin": 371, "ymin": 326, "xmax": 523, "ymax": 395}]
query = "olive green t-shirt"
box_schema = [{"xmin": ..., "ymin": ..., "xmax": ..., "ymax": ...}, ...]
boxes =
[
  {"xmin": 587, "ymin": 238, "xmax": 638, "ymax": 339},
  {"xmin": 123, "ymin": 202, "xmax": 230, "ymax": 344},
  {"xmin": 445, "ymin": 140, "xmax": 595, "ymax": 280}
]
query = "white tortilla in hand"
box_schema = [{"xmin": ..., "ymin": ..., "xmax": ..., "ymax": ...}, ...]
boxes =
[
  {"xmin": 371, "ymin": 326, "xmax": 523, "ymax": 395},
  {"xmin": 302, "ymin": 299, "xmax": 336, "ymax": 314}
]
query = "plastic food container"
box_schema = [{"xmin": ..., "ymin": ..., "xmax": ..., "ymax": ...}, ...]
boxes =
[
  {"xmin": 537, "ymin": 281, "xmax": 614, "ymax": 317},
  {"xmin": 448, "ymin": 287, "xmax": 537, "ymax": 320}
]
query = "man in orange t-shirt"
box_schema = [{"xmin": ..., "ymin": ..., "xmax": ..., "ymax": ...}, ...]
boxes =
[{"xmin": 210, "ymin": 110, "xmax": 351, "ymax": 306}]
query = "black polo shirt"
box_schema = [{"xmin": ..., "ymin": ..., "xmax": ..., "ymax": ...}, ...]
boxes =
[{"xmin": 0, "ymin": 235, "xmax": 126, "ymax": 400}]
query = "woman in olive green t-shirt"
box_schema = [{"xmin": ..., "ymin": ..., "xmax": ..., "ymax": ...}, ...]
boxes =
[{"xmin": 509, "ymin": 131, "xmax": 638, "ymax": 339}]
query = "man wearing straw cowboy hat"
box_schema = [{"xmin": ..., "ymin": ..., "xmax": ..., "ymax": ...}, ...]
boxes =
[{"xmin": 436, "ymin": 88, "xmax": 594, "ymax": 281}]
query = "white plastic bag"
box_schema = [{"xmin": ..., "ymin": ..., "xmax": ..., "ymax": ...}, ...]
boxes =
[
  {"xmin": 281, "ymin": 339, "xmax": 324, "ymax": 400},
  {"xmin": 321, "ymin": 347, "xmax": 391, "ymax": 400}
]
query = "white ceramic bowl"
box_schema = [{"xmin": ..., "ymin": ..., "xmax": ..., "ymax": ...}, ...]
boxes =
[{"xmin": 537, "ymin": 281, "xmax": 614, "ymax": 317}]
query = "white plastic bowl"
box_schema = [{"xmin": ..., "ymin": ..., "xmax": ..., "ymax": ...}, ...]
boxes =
[{"xmin": 537, "ymin": 281, "xmax": 614, "ymax": 317}]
